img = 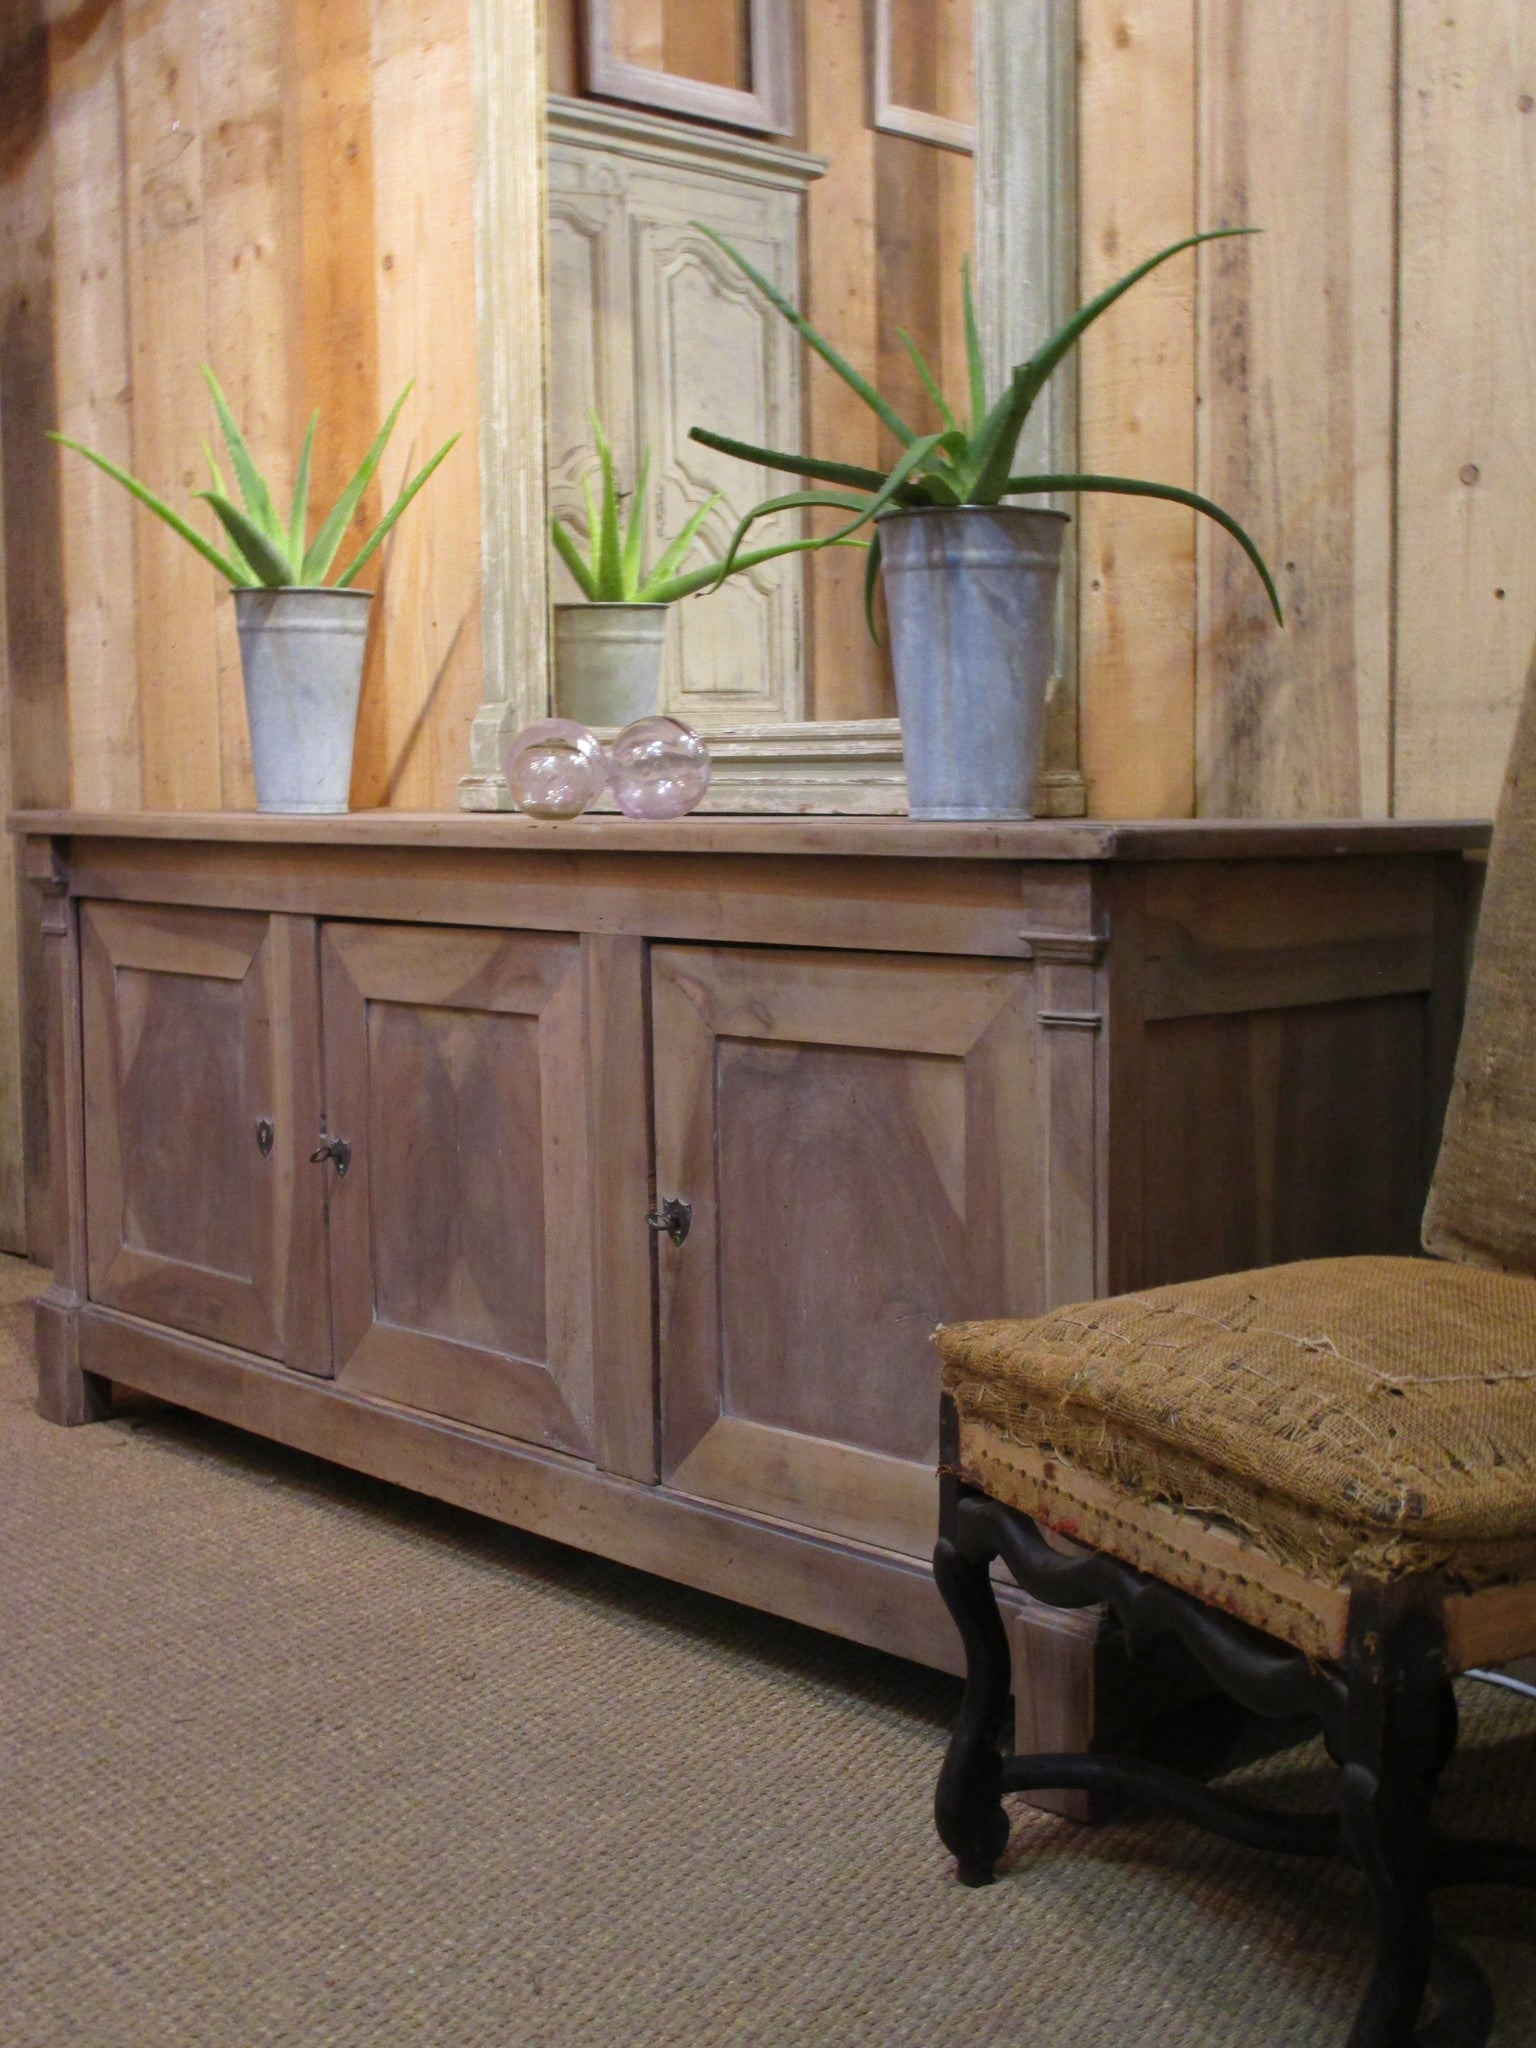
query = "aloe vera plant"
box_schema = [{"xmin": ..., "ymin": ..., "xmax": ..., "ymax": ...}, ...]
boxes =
[
  {"xmin": 552, "ymin": 411, "xmax": 843, "ymax": 605},
  {"xmin": 688, "ymin": 226, "xmax": 1284, "ymax": 634},
  {"xmin": 51, "ymin": 369, "xmax": 458, "ymax": 589}
]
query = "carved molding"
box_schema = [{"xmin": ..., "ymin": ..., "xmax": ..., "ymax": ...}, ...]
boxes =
[
  {"xmin": 467, "ymin": 0, "xmax": 551, "ymax": 777},
  {"xmin": 463, "ymin": 0, "xmax": 1086, "ymax": 815}
]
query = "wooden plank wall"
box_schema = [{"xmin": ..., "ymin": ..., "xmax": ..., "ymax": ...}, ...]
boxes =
[
  {"xmin": 1081, "ymin": 0, "xmax": 1535, "ymax": 820},
  {"xmin": 3, "ymin": 0, "xmax": 481, "ymax": 828},
  {"xmin": 7, "ymin": 3, "xmax": 1526, "ymax": 828}
]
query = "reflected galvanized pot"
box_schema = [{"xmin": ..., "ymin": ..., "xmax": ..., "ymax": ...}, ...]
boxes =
[
  {"xmin": 234, "ymin": 587, "xmax": 372, "ymax": 815},
  {"xmin": 878, "ymin": 505, "xmax": 1069, "ymax": 821},
  {"xmin": 553, "ymin": 603, "xmax": 668, "ymax": 728}
]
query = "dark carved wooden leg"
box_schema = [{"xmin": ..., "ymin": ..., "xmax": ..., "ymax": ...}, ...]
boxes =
[
  {"xmin": 1337, "ymin": 1595, "xmax": 1452, "ymax": 2048},
  {"xmin": 933, "ymin": 1526, "xmax": 1012, "ymax": 1885},
  {"xmin": 934, "ymin": 1407, "xmax": 1011, "ymax": 1887},
  {"xmin": 34, "ymin": 1292, "xmax": 111, "ymax": 1427}
]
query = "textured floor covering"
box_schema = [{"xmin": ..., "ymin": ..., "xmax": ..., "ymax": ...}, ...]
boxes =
[{"xmin": 2, "ymin": 1263, "xmax": 1534, "ymax": 2046}]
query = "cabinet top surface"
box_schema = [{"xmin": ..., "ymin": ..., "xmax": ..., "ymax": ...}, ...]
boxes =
[{"xmin": 11, "ymin": 810, "xmax": 1491, "ymax": 863}]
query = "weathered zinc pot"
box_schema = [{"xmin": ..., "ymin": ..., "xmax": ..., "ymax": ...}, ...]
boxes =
[
  {"xmin": 233, "ymin": 587, "xmax": 372, "ymax": 815},
  {"xmin": 878, "ymin": 504, "xmax": 1069, "ymax": 821},
  {"xmin": 553, "ymin": 603, "xmax": 668, "ymax": 728}
]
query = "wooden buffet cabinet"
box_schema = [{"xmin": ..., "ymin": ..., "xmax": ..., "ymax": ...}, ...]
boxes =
[{"xmin": 17, "ymin": 810, "xmax": 1486, "ymax": 1744}]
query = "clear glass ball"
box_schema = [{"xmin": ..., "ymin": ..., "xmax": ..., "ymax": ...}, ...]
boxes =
[
  {"xmin": 503, "ymin": 718, "xmax": 608, "ymax": 820},
  {"xmin": 608, "ymin": 717, "xmax": 711, "ymax": 820}
]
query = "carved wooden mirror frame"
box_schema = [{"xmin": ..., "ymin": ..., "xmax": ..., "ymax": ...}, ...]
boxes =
[
  {"xmin": 462, "ymin": 0, "xmax": 1083, "ymax": 816},
  {"xmin": 582, "ymin": 0, "xmax": 793, "ymax": 137}
]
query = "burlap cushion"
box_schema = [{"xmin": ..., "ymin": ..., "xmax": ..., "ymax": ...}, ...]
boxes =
[
  {"xmin": 940, "ymin": 1256, "xmax": 1536, "ymax": 1589},
  {"xmin": 1423, "ymin": 637, "xmax": 1536, "ymax": 1272}
]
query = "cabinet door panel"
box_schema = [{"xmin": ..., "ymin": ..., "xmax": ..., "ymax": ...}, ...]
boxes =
[
  {"xmin": 81, "ymin": 902, "xmax": 327, "ymax": 1366},
  {"xmin": 320, "ymin": 924, "xmax": 653, "ymax": 1469},
  {"xmin": 653, "ymin": 945, "xmax": 1044, "ymax": 1559}
]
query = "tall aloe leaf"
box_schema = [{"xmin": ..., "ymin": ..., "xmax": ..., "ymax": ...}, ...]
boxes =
[
  {"xmin": 897, "ymin": 330, "xmax": 957, "ymax": 434},
  {"xmin": 709, "ymin": 487, "xmax": 876, "ymax": 589},
  {"xmin": 1004, "ymin": 228, "xmax": 1257, "ymax": 462},
  {"xmin": 551, "ymin": 516, "xmax": 599, "ymax": 600},
  {"xmin": 201, "ymin": 366, "xmax": 286, "ymax": 547},
  {"xmin": 863, "ymin": 528, "xmax": 883, "ymax": 641},
  {"xmin": 289, "ymin": 413, "xmax": 316, "ymax": 569},
  {"xmin": 962, "ymin": 258, "xmax": 986, "ymax": 435},
  {"xmin": 621, "ymin": 448, "xmax": 652, "ymax": 599},
  {"xmin": 695, "ymin": 223, "xmax": 919, "ymax": 451},
  {"xmin": 197, "ymin": 490, "xmax": 296, "ymax": 587},
  {"xmin": 646, "ymin": 530, "xmax": 868, "ymax": 607},
  {"xmin": 637, "ymin": 490, "xmax": 722, "ymax": 598},
  {"xmin": 1007, "ymin": 470, "xmax": 1283, "ymax": 622},
  {"xmin": 50, "ymin": 434, "xmax": 250, "ymax": 584},
  {"xmin": 714, "ymin": 432, "xmax": 947, "ymax": 587},
  {"xmin": 333, "ymin": 435, "xmax": 460, "ymax": 589},
  {"xmin": 301, "ymin": 380, "xmax": 413, "ymax": 584},
  {"xmin": 689, "ymin": 427, "xmax": 894, "ymax": 496},
  {"xmin": 593, "ymin": 417, "xmax": 625, "ymax": 601}
]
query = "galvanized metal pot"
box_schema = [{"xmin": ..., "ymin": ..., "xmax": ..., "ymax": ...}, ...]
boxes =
[
  {"xmin": 553, "ymin": 603, "xmax": 667, "ymax": 728},
  {"xmin": 878, "ymin": 504, "xmax": 1069, "ymax": 821},
  {"xmin": 234, "ymin": 587, "xmax": 372, "ymax": 815}
]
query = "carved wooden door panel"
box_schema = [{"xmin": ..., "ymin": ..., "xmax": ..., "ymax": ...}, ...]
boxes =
[
  {"xmin": 652, "ymin": 944, "xmax": 1043, "ymax": 1560},
  {"xmin": 319, "ymin": 924, "xmax": 652, "ymax": 1469},
  {"xmin": 80, "ymin": 902, "xmax": 327, "ymax": 1367}
]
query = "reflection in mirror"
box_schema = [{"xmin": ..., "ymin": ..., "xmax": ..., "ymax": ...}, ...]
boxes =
[
  {"xmin": 582, "ymin": 0, "xmax": 792, "ymax": 134},
  {"xmin": 545, "ymin": 0, "xmax": 976, "ymax": 732},
  {"xmin": 610, "ymin": 0, "xmax": 748, "ymax": 92},
  {"xmin": 875, "ymin": 0, "xmax": 976, "ymax": 153}
]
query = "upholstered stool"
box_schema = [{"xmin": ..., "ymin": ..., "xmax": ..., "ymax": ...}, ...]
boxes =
[{"xmin": 932, "ymin": 650, "xmax": 1536, "ymax": 2046}]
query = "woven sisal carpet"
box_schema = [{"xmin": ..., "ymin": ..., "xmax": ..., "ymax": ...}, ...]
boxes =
[{"xmin": 2, "ymin": 1260, "xmax": 1533, "ymax": 2046}]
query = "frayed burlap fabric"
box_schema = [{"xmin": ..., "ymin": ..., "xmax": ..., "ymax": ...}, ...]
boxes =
[
  {"xmin": 940, "ymin": 1256, "xmax": 1536, "ymax": 1590},
  {"xmin": 1424, "ymin": 636, "xmax": 1536, "ymax": 1272}
]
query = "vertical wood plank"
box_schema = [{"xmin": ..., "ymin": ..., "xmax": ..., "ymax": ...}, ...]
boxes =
[
  {"xmin": 1195, "ymin": 0, "xmax": 1396, "ymax": 818},
  {"xmin": 50, "ymin": 2, "xmax": 142, "ymax": 814},
  {"xmin": 365, "ymin": 0, "xmax": 482, "ymax": 809},
  {"xmin": 291, "ymin": 0, "xmax": 382, "ymax": 806},
  {"xmin": 1395, "ymin": 1, "xmax": 1536, "ymax": 817},
  {"xmin": 585, "ymin": 932, "xmax": 657, "ymax": 1481},
  {"xmin": 802, "ymin": 0, "xmax": 888, "ymax": 721},
  {"xmin": 199, "ymin": 0, "xmax": 294, "ymax": 809},
  {"xmin": 121, "ymin": 0, "xmax": 221, "ymax": 808},
  {"xmin": 1076, "ymin": 0, "xmax": 1197, "ymax": 819},
  {"xmin": 1, "ymin": 23, "xmax": 68, "ymax": 1256}
]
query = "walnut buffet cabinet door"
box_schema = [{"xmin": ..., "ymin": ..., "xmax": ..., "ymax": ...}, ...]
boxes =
[
  {"xmin": 651, "ymin": 945, "xmax": 1042, "ymax": 1560},
  {"xmin": 319, "ymin": 923, "xmax": 633, "ymax": 1462},
  {"xmin": 80, "ymin": 902, "xmax": 328, "ymax": 1367}
]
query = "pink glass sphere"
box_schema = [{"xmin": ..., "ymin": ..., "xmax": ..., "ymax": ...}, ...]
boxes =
[
  {"xmin": 608, "ymin": 717, "xmax": 711, "ymax": 820},
  {"xmin": 503, "ymin": 718, "xmax": 607, "ymax": 820}
]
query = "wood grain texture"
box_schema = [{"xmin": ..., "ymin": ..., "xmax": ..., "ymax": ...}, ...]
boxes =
[
  {"xmin": 199, "ymin": 0, "xmax": 291, "ymax": 809},
  {"xmin": 358, "ymin": 0, "xmax": 480, "ymax": 809},
  {"xmin": 320, "ymin": 920, "xmax": 603, "ymax": 1457},
  {"xmin": 801, "ymin": 0, "xmax": 888, "ymax": 720},
  {"xmin": 652, "ymin": 942, "xmax": 1041, "ymax": 1559},
  {"xmin": 121, "ymin": 0, "xmax": 221, "ymax": 809},
  {"xmin": 79, "ymin": 898, "xmax": 326, "ymax": 1357},
  {"xmin": 1195, "ymin": 0, "xmax": 1396, "ymax": 820},
  {"xmin": 1076, "ymin": 0, "xmax": 1196, "ymax": 819},
  {"xmin": 49, "ymin": 1, "xmax": 142, "ymax": 814},
  {"xmin": 1394, "ymin": 1, "xmax": 1536, "ymax": 817}
]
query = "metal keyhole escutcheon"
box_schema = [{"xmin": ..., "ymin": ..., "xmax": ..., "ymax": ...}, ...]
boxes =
[
  {"xmin": 310, "ymin": 1134, "xmax": 352, "ymax": 1179},
  {"xmin": 646, "ymin": 1196, "xmax": 691, "ymax": 1247},
  {"xmin": 255, "ymin": 1118, "xmax": 275, "ymax": 1158}
]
